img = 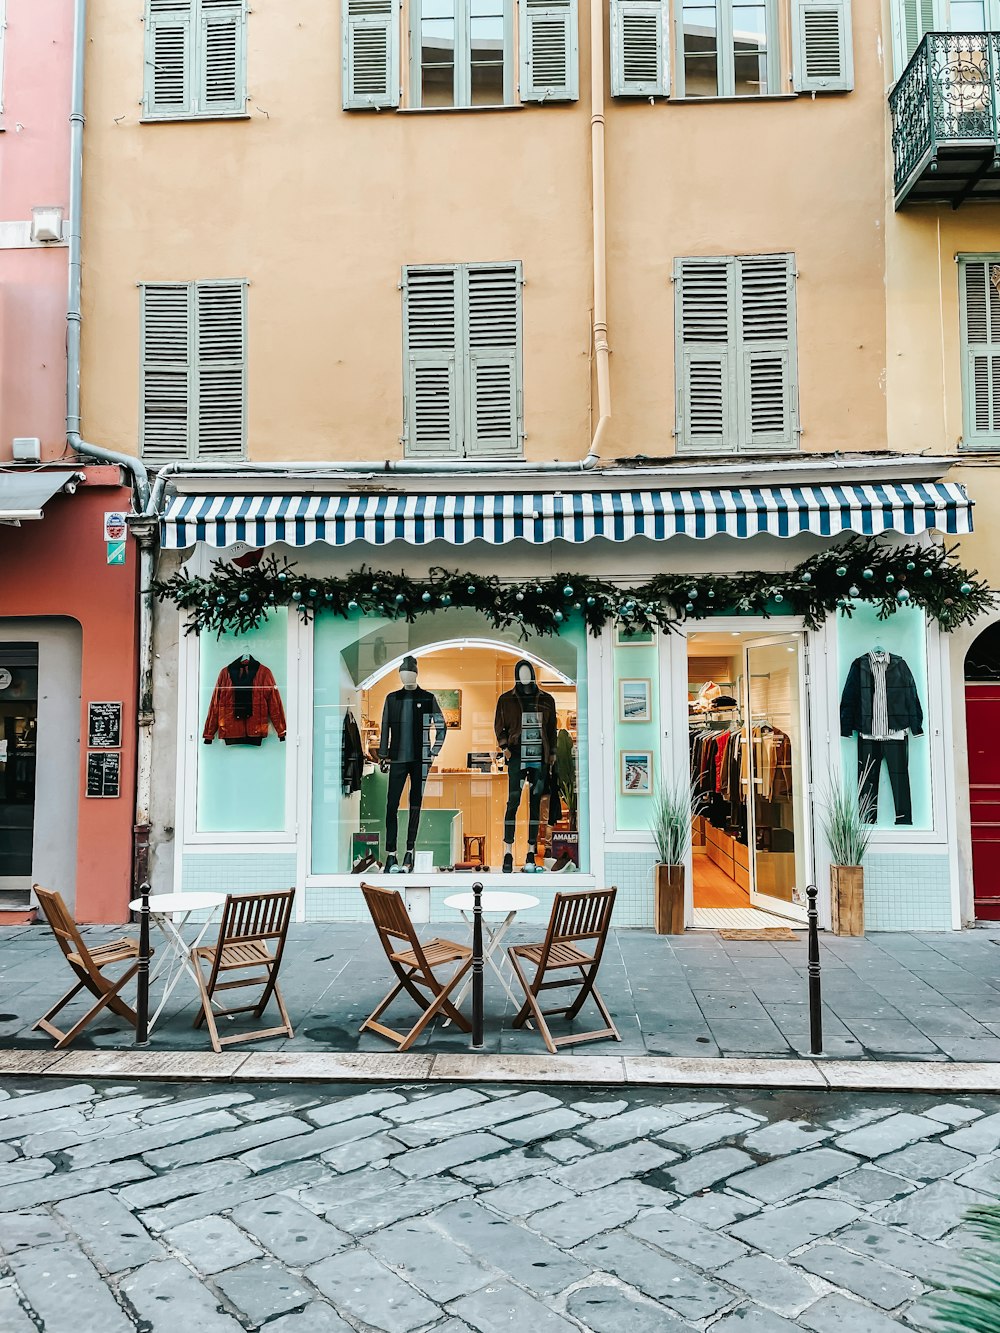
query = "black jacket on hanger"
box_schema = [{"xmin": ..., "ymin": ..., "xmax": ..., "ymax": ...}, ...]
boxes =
[
  {"xmin": 839, "ymin": 652, "xmax": 924, "ymax": 738},
  {"xmin": 341, "ymin": 709, "xmax": 364, "ymax": 796}
]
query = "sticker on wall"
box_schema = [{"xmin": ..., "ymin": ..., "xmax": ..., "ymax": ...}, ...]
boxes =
[
  {"xmin": 107, "ymin": 541, "xmax": 126, "ymax": 566},
  {"xmin": 86, "ymin": 750, "xmax": 120, "ymax": 798},
  {"xmin": 104, "ymin": 512, "xmax": 127, "ymax": 541}
]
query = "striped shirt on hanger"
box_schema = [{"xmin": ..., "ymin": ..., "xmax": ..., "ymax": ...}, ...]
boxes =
[{"xmin": 861, "ymin": 650, "xmax": 904, "ymax": 741}]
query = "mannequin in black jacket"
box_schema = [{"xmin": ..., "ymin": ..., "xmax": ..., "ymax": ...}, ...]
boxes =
[
  {"xmin": 378, "ymin": 656, "xmax": 446, "ymax": 872},
  {"xmin": 494, "ymin": 659, "xmax": 557, "ymax": 873}
]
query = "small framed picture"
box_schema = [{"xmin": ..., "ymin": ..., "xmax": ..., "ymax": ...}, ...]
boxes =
[
  {"xmin": 619, "ymin": 678, "xmax": 651, "ymax": 723},
  {"xmin": 615, "ymin": 625, "xmax": 654, "ymax": 646},
  {"xmin": 620, "ymin": 750, "xmax": 653, "ymax": 795}
]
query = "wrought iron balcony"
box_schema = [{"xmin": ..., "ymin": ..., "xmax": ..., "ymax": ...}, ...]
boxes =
[{"xmin": 890, "ymin": 32, "xmax": 1000, "ymax": 208}]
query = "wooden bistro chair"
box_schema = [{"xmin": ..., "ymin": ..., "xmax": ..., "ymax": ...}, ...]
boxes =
[
  {"xmin": 361, "ymin": 883, "xmax": 473, "ymax": 1051},
  {"xmin": 191, "ymin": 889, "xmax": 295, "ymax": 1052},
  {"xmin": 33, "ymin": 886, "xmax": 147, "ymax": 1049},
  {"xmin": 507, "ymin": 887, "xmax": 621, "ymax": 1055}
]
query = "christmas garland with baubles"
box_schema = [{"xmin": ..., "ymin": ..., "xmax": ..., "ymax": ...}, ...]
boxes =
[{"xmin": 153, "ymin": 536, "xmax": 994, "ymax": 639}]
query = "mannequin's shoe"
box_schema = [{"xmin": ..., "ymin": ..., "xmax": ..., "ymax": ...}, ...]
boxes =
[
  {"xmin": 384, "ymin": 853, "xmax": 399, "ymax": 874},
  {"xmin": 402, "ymin": 850, "xmax": 415, "ymax": 873},
  {"xmin": 502, "ymin": 852, "xmax": 513, "ymax": 874}
]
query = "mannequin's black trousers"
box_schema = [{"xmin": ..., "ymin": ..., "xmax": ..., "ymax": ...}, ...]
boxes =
[
  {"xmin": 504, "ymin": 747, "xmax": 543, "ymax": 847},
  {"xmin": 385, "ymin": 759, "xmax": 425, "ymax": 852},
  {"xmin": 858, "ymin": 736, "xmax": 912, "ymax": 825}
]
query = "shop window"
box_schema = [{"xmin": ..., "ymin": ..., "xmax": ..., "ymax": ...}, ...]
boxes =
[
  {"xmin": 313, "ymin": 620, "xmax": 588, "ymax": 875},
  {"xmin": 838, "ymin": 602, "xmax": 932, "ymax": 831}
]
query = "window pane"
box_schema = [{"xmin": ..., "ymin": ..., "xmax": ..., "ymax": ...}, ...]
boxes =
[
  {"xmin": 422, "ymin": 3, "xmax": 456, "ymax": 106},
  {"xmin": 470, "ymin": 8, "xmax": 505, "ymax": 104},
  {"xmin": 952, "ymin": 1, "xmax": 986, "ymax": 28},
  {"xmin": 683, "ymin": 4, "xmax": 719, "ymax": 96},
  {"xmin": 733, "ymin": 4, "xmax": 767, "ymax": 95}
]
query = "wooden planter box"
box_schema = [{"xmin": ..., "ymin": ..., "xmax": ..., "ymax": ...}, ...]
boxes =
[
  {"xmin": 654, "ymin": 863, "xmax": 685, "ymax": 934},
  {"xmin": 830, "ymin": 864, "xmax": 865, "ymax": 936}
]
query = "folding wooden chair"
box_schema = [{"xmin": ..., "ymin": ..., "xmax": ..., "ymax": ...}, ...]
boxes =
[
  {"xmin": 191, "ymin": 889, "xmax": 295, "ymax": 1052},
  {"xmin": 360, "ymin": 883, "xmax": 473, "ymax": 1051},
  {"xmin": 507, "ymin": 887, "xmax": 621, "ymax": 1054},
  {"xmin": 33, "ymin": 886, "xmax": 146, "ymax": 1049}
]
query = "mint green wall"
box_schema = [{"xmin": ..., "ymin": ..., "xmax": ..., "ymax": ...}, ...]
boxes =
[
  {"xmin": 197, "ymin": 611, "xmax": 289, "ymax": 832},
  {"xmin": 613, "ymin": 633, "xmax": 659, "ymax": 831},
  {"xmin": 837, "ymin": 603, "xmax": 932, "ymax": 830}
]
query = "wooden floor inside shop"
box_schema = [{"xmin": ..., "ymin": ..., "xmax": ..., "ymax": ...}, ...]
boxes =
[{"xmin": 692, "ymin": 849, "xmax": 751, "ymax": 909}]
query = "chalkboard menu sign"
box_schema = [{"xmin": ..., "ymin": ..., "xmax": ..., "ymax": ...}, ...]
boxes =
[
  {"xmin": 88, "ymin": 701, "xmax": 122, "ymax": 749},
  {"xmin": 86, "ymin": 750, "xmax": 120, "ymax": 799}
]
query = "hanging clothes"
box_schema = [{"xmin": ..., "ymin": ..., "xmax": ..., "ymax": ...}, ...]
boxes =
[
  {"xmin": 203, "ymin": 657, "xmax": 287, "ymax": 746},
  {"xmin": 341, "ymin": 709, "xmax": 364, "ymax": 796}
]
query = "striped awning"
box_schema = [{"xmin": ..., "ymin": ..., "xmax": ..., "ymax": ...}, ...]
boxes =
[{"xmin": 161, "ymin": 481, "xmax": 974, "ymax": 550}]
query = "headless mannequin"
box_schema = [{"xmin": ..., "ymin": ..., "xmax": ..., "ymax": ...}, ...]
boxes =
[
  {"xmin": 378, "ymin": 657, "xmax": 445, "ymax": 873},
  {"xmin": 495, "ymin": 660, "xmax": 556, "ymax": 873}
]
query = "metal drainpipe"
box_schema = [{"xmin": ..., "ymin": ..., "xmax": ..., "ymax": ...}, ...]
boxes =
[
  {"xmin": 68, "ymin": 0, "xmax": 155, "ymax": 896},
  {"xmin": 586, "ymin": 0, "xmax": 611, "ymax": 468}
]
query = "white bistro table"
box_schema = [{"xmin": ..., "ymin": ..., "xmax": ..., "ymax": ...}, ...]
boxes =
[
  {"xmin": 443, "ymin": 890, "xmax": 539, "ymax": 1018},
  {"xmin": 128, "ymin": 891, "xmax": 226, "ymax": 1032}
]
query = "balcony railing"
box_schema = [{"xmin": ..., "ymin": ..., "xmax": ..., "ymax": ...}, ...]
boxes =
[{"xmin": 890, "ymin": 32, "xmax": 1000, "ymax": 207}]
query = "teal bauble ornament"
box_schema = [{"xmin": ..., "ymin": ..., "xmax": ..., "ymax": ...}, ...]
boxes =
[
  {"xmin": 773, "ymin": 592, "xmax": 783, "ymax": 603},
  {"xmin": 849, "ymin": 585, "xmax": 860, "ymax": 598},
  {"xmin": 467, "ymin": 585, "xmax": 476, "ymax": 595},
  {"xmin": 688, "ymin": 589, "xmax": 698, "ymax": 600},
  {"xmin": 897, "ymin": 589, "xmax": 910, "ymax": 603},
  {"xmin": 685, "ymin": 602, "xmax": 694, "ymax": 613},
  {"xmin": 324, "ymin": 591, "xmax": 333, "ymax": 602},
  {"xmin": 441, "ymin": 593, "xmax": 452, "ymax": 606},
  {"xmin": 515, "ymin": 592, "xmax": 524, "ymax": 602},
  {"xmin": 961, "ymin": 582, "xmax": 972, "ymax": 595},
  {"xmin": 707, "ymin": 589, "xmax": 715, "ymax": 599},
  {"xmin": 586, "ymin": 596, "xmax": 596, "ymax": 606},
  {"xmin": 277, "ymin": 572, "xmax": 287, "ymax": 583},
  {"xmin": 801, "ymin": 572, "xmax": 812, "ymax": 583},
  {"xmin": 553, "ymin": 610, "xmax": 564, "ymax": 622},
  {"xmin": 421, "ymin": 591, "xmax": 432, "ymax": 603},
  {"xmin": 862, "ymin": 568, "xmax": 874, "ymax": 581},
  {"xmin": 573, "ymin": 602, "xmax": 581, "ymax": 610},
  {"xmin": 835, "ymin": 566, "xmax": 848, "ymax": 578},
  {"xmin": 308, "ymin": 588, "xmax": 318, "ymax": 599},
  {"xmin": 395, "ymin": 593, "xmax": 405, "ymax": 604},
  {"xmin": 239, "ymin": 592, "xmax": 249, "ymax": 603},
  {"xmin": 201, "ymin": 599, "xmax": 210, "ymax": 609},
  {"xmin": 885, "ymin": 574, "xmax": 895, "ymax": 585},
  {"xmin": 372, "ymin": 583, "xmax": 379, "ymax": 592},
  {"xmin": 216, "ymin": 595, "xmax": 226, "ymax": 606},
  {"xmin": 563, "ymin": 585, "xmax": 574, "ymax": 597},
  {"xmin": 906, "ymin": 561, "xmax": 916, "ymax": 572},
  {"xmin": 924, "ymin": 568, "xmax": 933, "ymax": 579},
  {"xmin": 348, "ymin": 600, "xmax": 358, "ymax": 610},
  {"xmin": 291, "ymin": 591, "xmax": 301, "ymax": 602}
]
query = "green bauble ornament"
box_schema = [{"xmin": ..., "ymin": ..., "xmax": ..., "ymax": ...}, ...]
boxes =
[
  {"xmin": 421, "ymin": 591, "xmax": 431, "ymax": 602},
  {"xmin": 707, "ymin": 589, "xmax": 715, "ymax": 599},
  {"xmin": 801, "ymin": 571, "xmax": 812, "ymax": 583},
  {"xmin": 291, "ymin": 591, "xmax": 301, "ymax": 602},
  {"xmin": 961, "ymin": 582, "xmax": 972, "ymax": 595},
  {"xmin": 395, "ymin": 593, "xmax": 405, "ymax": 604},
  {"xmin": 553, "ymin": 610, "xmax": 564, "ymax": 622},
  {"xmin": 277, "ymin": 572, "xmax": 287, "ymax": 583},
  {"xmin": 835, "ymin": 566, "xmax": 847, "ymax": 578},
  {"xmin": 239, "ymin": 592, "xmax": 249, "ymax": 603},
  {"xmin": 441, "ymin": 594, "xmax": 452, "ymax": 606},
  {"xmin": 324, "ymin": 592, "xmax": 333, "ymax": 602},
  {"xmin": 688, "ymin": 589, "xmax": 698, "ymax": 600},
  {"xmin": 862, "ymin": 568, "xmax": 874, "ymax": 581},
  {"xmin": 906, "ymin": 561, "xmax": 916, "ymax": 572},
  {"xmin": 885, "ymin": 574, "xmax": 894, "ymax": 585},
  {"xmin": 773, "ymin": 592, "xmax": 783, "ymax": 603},
  {"xmin": 563, "ymin": 585, "xmax": 573, "ymax": 597},
  {"xmin": 201, "ymin": 599, "xmax": 210, "ymax": 609},
  {"xmin": 309, "ymin": 588, "xmax": 318, "ymax": 598},
  {"xmin": 897, "ymin": 589, "xmax": 910, "ymax": 602},
  {"xmin": 586, "ymin": 596, "xmax": 596, "ymax": 606},
  {"xmin": 685, "ymin": 602, "xmax": 694, "ymax": 613},
  {"xmin": 515, "ymin": 592, "xmax": 524, "ymax": 602},
  {"xmin": 467, "ymin": 585, "xmax": 476, "ymax": 595},
  {"xmin": 348, "ymin": 600, "xmax": 358, "ymax": 610},
  {"xmin": 923, "ymin": 568, "xmax": 933, "ymax": 579}
]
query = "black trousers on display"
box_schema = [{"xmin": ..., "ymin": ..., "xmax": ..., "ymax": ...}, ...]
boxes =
[
  {"xmin": 385, "ymin": 759, "xmax": 425, "ymax": 852},
  {"xmin": 503, "ymin": 748, "xmax": 544, "ymax": 847},
  {"xmin": 858, "ymin": 736, "xmax": 912, "ymax": 825}
]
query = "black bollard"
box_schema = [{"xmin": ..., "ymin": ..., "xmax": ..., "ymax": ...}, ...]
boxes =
[
  {"xmin": 806, "ymin": 882, "xmax": 823, "ymax": 1056},
  {"xmin": 471, "ymin": 879, "xmax": 484, "ymax": 1050},
  {"xmin": 135, "ymin": 881, "xmax": 151, "ymax": 1047}
]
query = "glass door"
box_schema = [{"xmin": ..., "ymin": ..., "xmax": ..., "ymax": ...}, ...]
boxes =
[
  {"xmin": 742, "ymin": 635, "xmax": 809, "ymax": 922},
  {"xmin": 0, "ymin": 646, "xmax": 39, "ymax": 898}
]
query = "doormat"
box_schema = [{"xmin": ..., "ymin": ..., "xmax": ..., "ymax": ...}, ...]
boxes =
[{"xmin": 718, "ymin": 928, "xmax": 799, "ymax": 941}]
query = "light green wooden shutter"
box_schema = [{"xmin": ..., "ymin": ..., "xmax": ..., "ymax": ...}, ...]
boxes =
[
  {"xmin": 195, "ymin": 281, "xmax": 246, "ymax": 459},
  {"xmin": 145, "ymin": 1, "xmax": 193, "ymax": 118},
  {"xmin": 343, "ymin": 0, "xmax": 400, "ymax": 109},
  {"xmin": 961, "ymin": 259, "xmax": 1000, "ymax": 447},
  {"xmin": 901, "ymin": 0, "xmax": 937, "ymax": 63},
  {"xmin": 404, "ymin": 267, "xmax": 461, "ymax": 457},
  {"xmin": 675, "ymin": 258, "xmax": 734, "ymax": 452},
  {"xmin": 737, "ymin": 254, "xmax": 797, "ymax": 451},
  {"xmin": 792, "ymin": 0, "xmax": 853, "ymax": 92},
  {"xmin": 141, "ymin": 283, "xmax": 192, "ymax": 462},
  {"xmin": 519, "ymin": 0, "xmax": 578, "ymax": 102},
  {"xmin": 199, "ymin": 0, "xmax": 246, "ymax": 114},
  {"xmin": 465, "ymin": 264, "xmax": 522, "ymax": 457},
  {"xmin": 611, "ymin": 0, "xmax": 668, "ymax": 97}
]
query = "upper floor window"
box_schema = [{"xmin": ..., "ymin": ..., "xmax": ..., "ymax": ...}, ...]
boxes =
[
  {"xmin": 894, "ymin": 0, "xmax": 1000, "ymax": 72},
  {"xmin": 674, "ymin": 253, "xmax": 799, "ymax": 453},
  {"xmin": 959, "ymin": 256, "xmax": 1000, "ymax": 450},
  {"xmin": 677, "ymin": 0, "xmax": 779, "ymax": 96},
  {"xmin": 140, "ymin": 281, "xmax": 247, "ymax": 463},
  {"xmin": 342, "ymin": 0, "xmax": 578, "ymax": 109},
  {"xmin": 402, "ymin": 262, "xmax": 523, "ymax": 459},
  {"xmin": 144, "ymin": 0, "xmax": 247, "ymax": 121}
]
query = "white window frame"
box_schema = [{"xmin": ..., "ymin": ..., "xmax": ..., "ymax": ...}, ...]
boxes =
[
  {"xmin": 674, "ymin": 0, "xmax": 781, "ymax": 98},
  {"xmin": 409, "ymin": 0, "xmax": 516, "ymax": 108}
]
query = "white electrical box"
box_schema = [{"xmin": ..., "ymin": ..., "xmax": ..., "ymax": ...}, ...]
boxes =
[{"xmin": 12, "ymin": 437, "xmax": 41, "ymax": 462}]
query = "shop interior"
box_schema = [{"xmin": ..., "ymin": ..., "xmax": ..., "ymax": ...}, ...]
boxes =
[
  {"xmin": 357, "ymin": 643, "xmax": 580, "ymax": 874},
  {"xmin": 688, "ymin": 631, "xmax": 804, "ymax": 923}
]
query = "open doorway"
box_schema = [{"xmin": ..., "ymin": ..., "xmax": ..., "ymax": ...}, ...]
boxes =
[{"xmin": 688, "ymin": 629, "xmax": 809, "ymax": 928}]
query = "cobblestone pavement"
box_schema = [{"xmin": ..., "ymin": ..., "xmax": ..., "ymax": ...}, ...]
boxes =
[
  {"xmin": 1, "ymin": 1079, "xmax": 999, "ymax": 1330},
  {"xmin": 4, "ymin": 923, "xmax": 1000, "ymax": 1060}
]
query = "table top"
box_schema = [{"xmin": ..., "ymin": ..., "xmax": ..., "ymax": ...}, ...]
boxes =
[
  {"xmin": 444, "ymin": 891, "xmax": 540, "ymax": 913},
  {"xmin": 128, "ymin": 891, "xmax": 226, "ymax": 914}
]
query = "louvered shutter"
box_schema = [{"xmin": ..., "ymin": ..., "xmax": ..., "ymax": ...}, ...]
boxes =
[
  {"xmin": 675, "ymin": 259, "xmax": 734, "ymax": 452},
  {"xmin": 195, "ymin": 282, "xmax": 246, "ymax": 459},
  {"xmin": 737, "ymin": 254, "xmax": 797, "ymax": 451},
  {"xmin": 141, "ymin": 284, "xmax": 192, "ymax": 462},
  {"xmin": 198, "ymin": 0, "xmax": 246, "ymax": 114},
  {"xmin": 792, "ymin": 0, "xmax": 853, "ymax": 92},
  {"xmin": 465, "ymin": 265, "xmax": 521, "ymax": 457},
  {"xmin": 404, "ymin": 268, "xmax": 461, "ymax": 457},
  {"xmin": 611, "ymin": 0, "xmax": 668, "ymax": 97},
  {"xmin": 901, "ymin": 0, "xmax": 937, "ymax": 63},
  {"xmin": 961, "ymin": 259, "xmax": 1000, "ymax": 447},
  {"xmin": 145, "ymin": 1, "xmax": 193, "ymax": 117},
  {"xmin": 519, "ymin": 0, "xmax": 578, "ymax": 102},
  {"xmin": 343, "ymin": 0, "xmax": 400, "ymax": 109}
]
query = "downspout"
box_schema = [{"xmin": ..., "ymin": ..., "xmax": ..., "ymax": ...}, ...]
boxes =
[
  {"xmin": 68, "ymin": 0, "xmax": 155, "ymax": 894},
  {"xmin": 586, "ymin": 0, "xmax": 611, "ymax": 469}
]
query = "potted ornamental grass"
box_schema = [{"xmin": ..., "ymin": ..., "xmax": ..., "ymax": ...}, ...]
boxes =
[
  {"xmin": 926, "ymin": 1204, "xmax": 1000, "ymax": 1331},
  {"xmin": 650, "ymin": 777, "xmax": 693, "ymax": 935},
  {"xmin": 820, "ymin": 766, "xmax": 875, "ymax": 936}
]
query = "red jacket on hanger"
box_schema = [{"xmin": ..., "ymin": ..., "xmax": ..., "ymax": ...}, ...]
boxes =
[{"xmin": 203, "ymin": 657, "xmax": 287, "ymax": 745}]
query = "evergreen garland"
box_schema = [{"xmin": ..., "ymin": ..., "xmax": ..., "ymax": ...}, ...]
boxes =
[{"xmin": 153, "ymin": 536, "xmax": 994, "ymax": 639}]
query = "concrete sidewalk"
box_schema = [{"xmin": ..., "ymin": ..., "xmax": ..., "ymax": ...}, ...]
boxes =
[{"xmin": 2, "ymin": 922, "xmax": 1000, "ymax": 1064}]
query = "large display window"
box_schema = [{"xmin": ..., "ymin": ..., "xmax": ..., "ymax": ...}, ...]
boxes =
[{"xmin": 312, "ymin": 612, "xmax": 589, "ymax": 876}]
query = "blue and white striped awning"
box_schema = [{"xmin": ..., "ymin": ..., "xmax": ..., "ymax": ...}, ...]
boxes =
[{"xmin": 161, "ymin": 482, "xmax": 974, "ymax": 549}]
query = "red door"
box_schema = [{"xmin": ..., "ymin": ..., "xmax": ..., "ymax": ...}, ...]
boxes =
[{"xmin": 966, "ymin": 683, "xmax": 1000, "ymax": 920}]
